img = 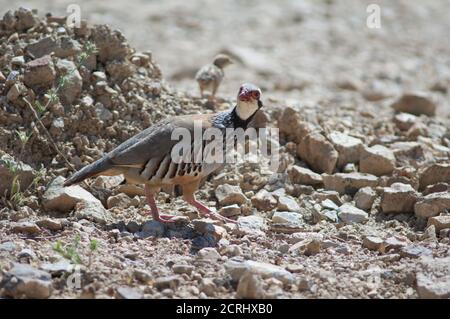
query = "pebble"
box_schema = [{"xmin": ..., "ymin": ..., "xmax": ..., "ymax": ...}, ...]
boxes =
[
  {"xmin": 133, "ymin": 269, "xmax": 152, "ymax": 283},
  {"xmin": 172, "ymin": 264, "xmax": 195, "ymax": 275},
  {"xmin": 225, "ymin": 259, "xmax": 294, "ymax": 285},
  {"xmin": 251, "ymin": 189, "xmax": 277, "ymax": 211},
  {"xmin": 427, "ymin": 216, "xmax": 450, "ymax": 233},
  {"xmin": 218, "ymin": 204, "xmax": 241, "ymax": 217},
  {"xmin": 116, "ymin": 286, "xmax": 143, "ymax": 299},
  {"xmin": 414, "ymin": 192, "xmax": 450, "ymax": 219},
  {"xmin": 360, "ymin": 145, "xmax": 396, "ymax": 177},
  {"xmin": 271, "ymin": 211, "xmax": 303, "ymax": 226},
  {"xmin": 236, "ymin": 272, "xmax": 265, "ymax": 299},
  {"xmin": 154, "ymin": 276, "xmax": 181, "ymax": 290},
  {"xmin": 363, "ymin": 236, "xmax": 384, "ymax": 251},
  {"xmin": 199, "ymin": 278, "xmax": 217, "ymax": 296},
  {"xmin": 416, "ymin": 257, "xmax": 450, "ymax": 298},
  {"xmin": 327, "ymin": 131, "xmax": 363, "ymax": 168},
  {"xmin": 36, "ymin": 218, "xmax": 64, "ymax": 231},
  {"xmin": 11, "ymin": 222, "xmax": 41, "ymax": 235},
  {"xmin": 380, "ymin": 183, "xmax": 418, "ymax": 214},
  {"xmin": 287, "ymin": 165, "xmax": 323, "ymax": 186},
  {"xmin": 391, "ymin": 92, "xmax": 436, "ymax": 116},
  {"xmin": 277, "ymin": 195, "xmax": 300, "ymax": 212},
  {"xmin": 297, "ymin": 132, "xmax": 338, "ymax": 174},
  {"xmin": 235, "ymin": 215, "xmax": 267, "ymax": 236},
  {"xmin": 197, "ymin": 247, "xmax": 221, "ymax": 262},
  {"xmin": 338, "ymin": 203, "xmax": 368, "ymax": 224},
  {"xmin": 0, "ymin": 241, "xmax": 17, "ymax": 252},
  {"xmin": 323, "ymin": 172, "xmax": 378, "ymax": 195},
  {"xmin": 0, "ymin": 263, "xmax": 52, "ymax": 299},
  {"xmin": 354, "ymin": 187, "xmax": 377, "ymax": 211},
  {"xmin": 136, "ymin": 220, "xmax": 165, "ymax": 238},
  {"xmin": 215, "ymin": 184, "xmax": 248, "ymax": 206}
]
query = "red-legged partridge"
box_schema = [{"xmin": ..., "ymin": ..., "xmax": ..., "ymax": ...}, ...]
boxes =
[{"xmin": 64, "ymin": 83, "xmax": 263, "ymax": 223}]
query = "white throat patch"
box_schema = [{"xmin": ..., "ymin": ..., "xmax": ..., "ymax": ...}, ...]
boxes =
[{"xmin": 236, "ymin": 100, "xmax": 258, "ymax": 120}]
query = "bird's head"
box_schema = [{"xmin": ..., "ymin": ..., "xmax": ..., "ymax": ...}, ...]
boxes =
[
  {"xmin": 213, "ymin": 54, "xmax": 233, "ymax": 68},
  {"xmin": 236, "ymin": 83, "xmax": 263, "ymax": 121}
]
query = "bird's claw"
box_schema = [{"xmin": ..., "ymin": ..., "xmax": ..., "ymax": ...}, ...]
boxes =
[
  {"xmin": 204, "ymin": 211, "xmax": 237, "ymax": 224},
  {"xmin": 155, "ymin": 214, "xmax": 178, "ymax": 223}
]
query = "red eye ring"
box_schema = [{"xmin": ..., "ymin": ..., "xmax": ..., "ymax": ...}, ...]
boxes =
[{"xmin": 251, "ymin": 91, "xmax": 260, "ymax": 99}]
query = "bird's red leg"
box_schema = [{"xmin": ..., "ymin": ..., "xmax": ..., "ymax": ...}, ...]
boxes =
[
  {"xmin": 182, "ymin": 181, "xmax": 236, "ymax": 223},
  {"xmin": 144, "ymin": 185, "xmax": 177, "ymax": 223},
  {"xmin": 189, "ymin": 198, "xmax": 236, "ymax": 223},
  {"xmin": 183, "ymin": 194, "xmax": 236, "ymax": 224}
]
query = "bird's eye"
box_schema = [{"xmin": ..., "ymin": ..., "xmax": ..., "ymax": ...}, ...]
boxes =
[{"xmin": 252, "ymin": 91, "xmax": 260, "ymax": 99}]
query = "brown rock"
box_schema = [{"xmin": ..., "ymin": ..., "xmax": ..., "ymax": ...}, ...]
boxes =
[
  {"xmin": 251, "ymin": 189, "xmax": 277, "ymax": 211},
  {"xmin": 380, "ymin": 183, "xmax": 418, "ymax": 213},
  {"xmin": 215, "ymin": 184, "xmax": 248, "ymax": 206},
  {"xmin": 393, "ymin": 113, "xmax": 418, "ymax": 131},
  {"xmin": 0, "ymin": 263, "xmax": 52, "ymax": 299},
  {"xmin": 327, "ymin": 131, "xmax": 363, "ymax": 168},
  {"xmin": 427, "ymin": 216, "xmax": 450, "ymax": 232},
  {"xmin": 360, "ymin": 145, "xmax": 396, "ymax": 176},
  {"xmin": 323, "ymin": 172, "xmax": 378, "ymax": 195},
  {"xmin": 36, "ymin": 218, "xmax": 63, "ymax": 231},
  {"xmin": 277, "ymin": 107, "xmax": 313, "ymax": 143},
  {"xmin": 297, "ymin": 132, "xmax": 338, "ymax": 174},
  {"xmin": 55, "ymin": 59, "xmax": 82, "ymax": 105},
  {"xmin": 363, "ymin": 236, "xmax": 383, "ymax": 251},
  {"xmin": 107, "ymin": 193, "xmax": 133, "ymax": 209},
  {"xmin": 287, "ymin": 165, "xmax": 323, "ymax": 186},
  {"xmin": 26, "ymin": 36, "xmax": 58, "ymax": 59},
  {"xmin": 419, "ymin": 163, "xmax": 450, "ymax": 190},
  {"xmin": 391, "ymin": 92, "xmax": 437, "ymax": 116},
  {"xmin": 91, "ymin": 25, "xmax": 130, "ymax": 62},
  {"xmin": 106, "ymin": 61, "xmax": 135, "ymax": 83},
  {"xmin": 236, "ymin": 272, "xmax": 265, "ymax": 299},
  {"xmin": 416, "ymin": 257, "xmax": 450, "ymax": 299},
  {"xmin": 414, "ymin": 192, "xmax": 450, "ymax": 219},
  {"xmin": 354, "ymin": 187, "xmax": 377, "ymax": 211},
  {"xmin": 24, "ymin": 55, "xmax": 56, "ymax": 91},
  {"xmin": 14, "ymin": 7, "xmax": 37, "ymax": 31},
  {"xmin": 12, "ymin": 222, "xmax": 41, "ymax": 235},
  {"xmin": 423, "ymin": 183, "xmax": 448, "ymax": 196},
  {"xmin": 218, "ymin": 205, "xmax": 242, "ymax": 217}
]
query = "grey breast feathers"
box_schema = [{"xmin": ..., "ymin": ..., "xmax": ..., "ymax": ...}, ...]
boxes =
[{"xmin": 195, "ymin": 64, "xmax": 224, "ymax": 84}]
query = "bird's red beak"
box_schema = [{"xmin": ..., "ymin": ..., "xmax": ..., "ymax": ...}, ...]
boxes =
[{"xmin": 238, "ymin": 90, "xmax": 251, "ymax": 102}]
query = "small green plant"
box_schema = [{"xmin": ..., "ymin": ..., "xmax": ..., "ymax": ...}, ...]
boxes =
[
  {"xmin": 53, "ymin": 235, "xmax": 82, "ymax": 264},
  {"xmin": 34, "ymin": 100, "xmax": 47, "ymax": 116},
  {"xmin": 53, "ymin": 236, "xmax": 100, "ymax": 266},
  {"xmin": 9, "ymin": 175, "xmax": 24, "ymax": 206},
  {"xmin": 15, "ymin": 129, "xmax": 32, "ymax": 160},
  {"xmin": 15, "ymin": 130, "xmax": 31, "ymax": 146},
  {"xmin": 4, "ymin": 161, "xmax": 46, "ymax": 209},
  {"xmin": 88, "ymin": 239, "xmax": 99, "ymax": 267},
  {"xmin": 89, "ymin": 239, "xmax": 99, "ymax": 251}
]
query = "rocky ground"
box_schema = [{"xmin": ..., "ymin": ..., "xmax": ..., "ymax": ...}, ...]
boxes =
[{"xmin": 0, "ymin": 3, "xmax": 450, "ymax": 299}]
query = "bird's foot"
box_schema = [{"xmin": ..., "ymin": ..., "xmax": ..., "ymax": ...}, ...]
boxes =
[
  {"xmin": 202, "ymin": 211, "xmax": 237, "ymax": 224},
  {"xmin": 143, "ymin": 210, "xmax": 180, "ymax": 223},
  {"xmin": 155, "ymin": 214, "xmax": 179, "ymax": 223}
]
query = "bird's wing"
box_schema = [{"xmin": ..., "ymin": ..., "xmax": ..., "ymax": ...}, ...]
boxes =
[
  {"xmin": 195, "ymin": 64, "xmax": 222, "ymax": 83},
  {"xmin": 108, "ymin": 114, "xmax": 215, "ymax": 167}
]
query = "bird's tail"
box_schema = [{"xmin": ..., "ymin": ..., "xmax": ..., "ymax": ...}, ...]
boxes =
[{"xmin": 63, "ymin": 157, "xmax": 113, "ymax": 187}]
